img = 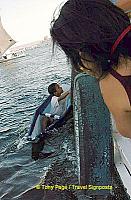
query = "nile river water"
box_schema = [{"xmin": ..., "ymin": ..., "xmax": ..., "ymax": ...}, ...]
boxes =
[
  {"xmin": 0, "ymin": 41, "xmax": 77, "ymax": 200},
  {"xmin": 0, "ymin": 41, "xmax": 129, "ymax": 200}
]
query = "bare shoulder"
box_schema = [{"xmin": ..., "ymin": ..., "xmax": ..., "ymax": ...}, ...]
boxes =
[
  {"xmin": 116, "ymin": 0, "xmax": 131, "ymax": 11},
  {"xmin": 99, "ymin": 73, "xmax": 131, "ymax": 113}
]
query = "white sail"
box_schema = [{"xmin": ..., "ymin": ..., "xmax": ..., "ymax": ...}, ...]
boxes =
[{"xmin": 0, "ymin": 17, "xmax": 16, "ymax": 57}]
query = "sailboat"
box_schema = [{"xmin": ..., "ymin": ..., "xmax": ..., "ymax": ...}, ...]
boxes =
[
  {"xmin": 0, "ymin": 16, "xmax": 15, "ymax": 58},
  {"xmin": 0, "ymin": 16, "xmax": 25, "ymax": 63}
]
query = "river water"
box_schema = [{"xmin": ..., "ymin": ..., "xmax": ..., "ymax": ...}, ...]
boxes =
[
  {"xmin": 0, "ymin": 41, "xmax": 78, "ymax": 200},
  {"xmin": 0, "ymin": 40, "xmax": 129, "ymax": 200}
]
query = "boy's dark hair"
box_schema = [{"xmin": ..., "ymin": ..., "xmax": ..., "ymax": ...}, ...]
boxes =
[
  {"xmin": 48, "ymin": 83, "xmax": 57, "ymax": 95},
  {"xmin": 50, "ymin": 0, "xmax": 131, "ymax": 78}
]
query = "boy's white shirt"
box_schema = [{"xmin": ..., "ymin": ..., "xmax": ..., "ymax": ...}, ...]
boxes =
[
  {"xmin": 50, "ymin": 96, "xmax": 59, "ymax": 115},
  {"xmin": 50, "ymin": 96, "xmax": 66, "ymax": 116}
]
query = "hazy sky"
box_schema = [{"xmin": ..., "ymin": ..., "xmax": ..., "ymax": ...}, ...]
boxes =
[{"xmin": 0, "ymin": 0, "xmax": 66, "ymax": 45}]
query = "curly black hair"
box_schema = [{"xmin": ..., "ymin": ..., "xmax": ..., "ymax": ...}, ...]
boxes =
[
  {"xmin": 50, "ymin": 0, "xmax": 131, "ymax": 78},
  {"xmin": 48, "ymin": 83, "xmax": 57, "ymax": 95}
]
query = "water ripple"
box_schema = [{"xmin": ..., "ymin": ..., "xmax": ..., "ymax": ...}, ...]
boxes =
[{"xmin": 0, "ymin": 41, "xmax": 72, "ymax": 199}]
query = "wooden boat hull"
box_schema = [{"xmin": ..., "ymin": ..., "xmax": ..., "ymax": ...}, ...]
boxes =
[{"xmin": 73, "ymin": 72, "xmax": 131, "ymax": 198}]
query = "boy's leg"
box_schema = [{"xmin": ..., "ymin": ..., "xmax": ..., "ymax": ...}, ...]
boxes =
[
  {"xmin": 41, "ymin": 116, "xmax": 49, "ymax": 133},
  {"xmin": 41, "ymin": 116, "xmax": 54, "ymax": 133}
]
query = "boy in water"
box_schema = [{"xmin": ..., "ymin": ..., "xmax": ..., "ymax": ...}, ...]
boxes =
[
  {"xmin": 41, "ymin": 83, "xmax": 70, "ymax": 133},
  {"xmin": 32, "ymin": 83, "xmax": 70, "ymax": 160}
]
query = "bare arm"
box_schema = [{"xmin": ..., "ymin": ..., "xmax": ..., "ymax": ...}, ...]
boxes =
[
  {"xmin": 58, "ymin": 91, "xmax": 70, "ymax": 101},
  {"xmin": 116, "ymin": 0, "xmax": 131, "ymax": 11},
  {"xmin": 112, "ymin": 110, "xmax": 131, "ymax": 138},
  {"xmin": 99, "ymin": 78, "xmax": 131, "ymax": 138}
]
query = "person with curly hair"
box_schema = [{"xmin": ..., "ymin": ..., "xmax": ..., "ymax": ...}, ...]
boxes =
[{"xmin": 50, "ymin": 0, "xmax": 131, "ymax": 138}]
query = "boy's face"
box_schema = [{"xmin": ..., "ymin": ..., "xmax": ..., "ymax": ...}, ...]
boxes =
[{"xmin": 54, "ymin": 84, "xmax": 63, "ymax": 96}]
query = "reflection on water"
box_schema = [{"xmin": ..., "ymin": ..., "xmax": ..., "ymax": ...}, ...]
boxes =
[{"xmin": 0, "ymin": 41, "xmax": 77, "ymax": 199}]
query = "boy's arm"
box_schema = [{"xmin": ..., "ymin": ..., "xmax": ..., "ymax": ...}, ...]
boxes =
[{"xmin": 58, "ymin": 90, "xmax": 70, "ymax": 101}]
